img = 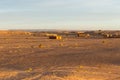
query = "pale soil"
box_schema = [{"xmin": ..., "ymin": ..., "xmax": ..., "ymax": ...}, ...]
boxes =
[{"xmin": 0, "ymin": 36, "xmax": 120, "ymax": 80}]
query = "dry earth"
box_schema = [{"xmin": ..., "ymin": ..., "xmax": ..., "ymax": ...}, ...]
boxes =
[{"xmin": 0, "ymin": 35, "xmax": 120, "ymax": 80}]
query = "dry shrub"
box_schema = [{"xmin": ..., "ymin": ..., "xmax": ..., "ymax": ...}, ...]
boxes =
[
  {"xmin": 102, "ymin": 41, "xmax": 105, "ymax": 43},
  {"xmin": 74, "ymin": 43, "xmax": 79, "ymax": 48},
  {"xmin": 31, "ymin": 45, "xmax": 34, "ymax": 48},
  {"xmin": 25, "ymin": 68, "xmax": 33, "ymax": 72},
  {"xmin": 59, "ymin": 43, "xmax": 64, "ymax": 47},
  {"xmin": 39, "ymin": 44, "xmax": 44, "ymax": 48}
]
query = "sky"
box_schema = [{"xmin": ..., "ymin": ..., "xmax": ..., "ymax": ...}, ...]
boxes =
[{"xmin": 0, "ymin": 0, "xmax": 120, "ymax": 30}]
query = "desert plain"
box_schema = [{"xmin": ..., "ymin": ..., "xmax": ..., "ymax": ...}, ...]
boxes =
[{"xmin": 0, "ymin": 30, "xmax": 120, "ymax": 80}]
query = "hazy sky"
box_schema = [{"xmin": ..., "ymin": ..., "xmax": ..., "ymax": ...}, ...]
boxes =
[{"xmin": 0, "ymin": 0, "xmax": 120, "ymax": 30}]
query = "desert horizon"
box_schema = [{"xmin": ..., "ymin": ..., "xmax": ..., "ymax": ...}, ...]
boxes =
[
  {"xmin": 0, "ymin": 30, "xmax": 120, "ymax": 80},
  {"xmin": 1, "ymin": 0, "xmax": 120, "ymax": 79}
]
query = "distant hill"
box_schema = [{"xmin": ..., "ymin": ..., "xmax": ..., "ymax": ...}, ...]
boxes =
[{"xmin": 0, "ymin": 30, "xmax": 32, "ymax": 36}]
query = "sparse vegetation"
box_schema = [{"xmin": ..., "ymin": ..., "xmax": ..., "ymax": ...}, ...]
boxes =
[
  {"xmin": 0, "ymin": 30, "xmax": 120, "ymax": 80},
  {"xmin": 59, "ymin": 43, "xmax": 64, "ymax": 47},
  {"xmin": 39, "ymin": 44, "xmax": 44, "ymax": 48}
]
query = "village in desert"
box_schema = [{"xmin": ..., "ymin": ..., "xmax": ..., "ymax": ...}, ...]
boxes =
[{"xmin": 0, "ymin": 30, "xmax": 120, "ymax": 80}]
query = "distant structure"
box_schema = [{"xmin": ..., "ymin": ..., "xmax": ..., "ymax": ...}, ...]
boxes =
[
  {"xmin": 77, "ymin": 32, "xmax": 90, "ymax": 38},
  {"xmin": 45, "ymin": 33, "xmax": 57, "ymax": 37},
  {"xmin": 103, "ymin": 33, "xmax": 120, "ymax": 38},
  {"xmin": 49, "ymin": 35, "xmax": 62, "ymax": 40}
]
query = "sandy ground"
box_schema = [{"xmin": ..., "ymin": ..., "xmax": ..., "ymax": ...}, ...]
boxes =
[{"xmin": 0, "ymin": 36, "xmax": 120, "ymax": 80}]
